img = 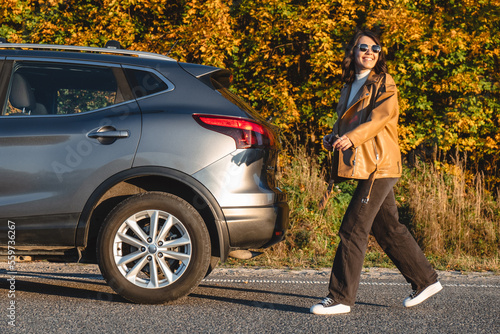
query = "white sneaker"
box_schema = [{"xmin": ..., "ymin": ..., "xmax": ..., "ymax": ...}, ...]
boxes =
[
  {"xmin": 310, "ymin": 297, "xmax": 351, "ymax": 315},
  {"xmin": 403, "ymin": 281, "xmax": 443, "ymax": 307}
]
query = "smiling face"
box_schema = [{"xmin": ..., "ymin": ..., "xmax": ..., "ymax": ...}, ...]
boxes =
[{"xmin": 354, "ymin": 35, "xmax": 379, "ymax": 74}]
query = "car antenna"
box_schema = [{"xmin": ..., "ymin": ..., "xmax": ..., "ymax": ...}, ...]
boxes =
[
  {"xmin": 105, "ymin": 40, "xmax": 124, "ymax": 49},
  {"xmin": 166, "ymin": 40, "xmax": 178, "ymax": 56}
]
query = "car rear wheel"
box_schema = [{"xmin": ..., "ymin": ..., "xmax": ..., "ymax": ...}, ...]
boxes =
[
  {"xmin": 205, "ymin": 256, "xmax": 220, "ymax": 277},
  {"xmin": 97, "ymin": 191, "xmax": 211, "ymax": 304}
]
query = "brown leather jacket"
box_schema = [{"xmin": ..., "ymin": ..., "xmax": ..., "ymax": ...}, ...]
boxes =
[{"xmin": 332, "ymin": 71, "xmax": 402, "ymax": 180}]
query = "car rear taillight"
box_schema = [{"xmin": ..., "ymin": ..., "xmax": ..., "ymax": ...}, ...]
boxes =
[{"xmin": 193, "ymin": 114, "xmax": 275, "ymax": 149}]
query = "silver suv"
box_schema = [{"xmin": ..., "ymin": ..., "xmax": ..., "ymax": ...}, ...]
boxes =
[{"xmin": 0, "ymin": 42, "xmax": 288, "ymax": 304}]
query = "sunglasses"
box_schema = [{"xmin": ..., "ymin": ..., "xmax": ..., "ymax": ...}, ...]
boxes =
[{"xmin": 356, "ymin": 44, "xmax": 382, "ymax": 53}]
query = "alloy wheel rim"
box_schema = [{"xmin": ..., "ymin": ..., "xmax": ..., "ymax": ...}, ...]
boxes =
[{"xmin": 112, "ymin": 209, "xmax": 192, "ymax": 289}]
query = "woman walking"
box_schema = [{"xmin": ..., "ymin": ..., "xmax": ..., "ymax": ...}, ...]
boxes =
[{"xmin": 311, "ymin": 29, "xmax": 442, "ymax": 315}]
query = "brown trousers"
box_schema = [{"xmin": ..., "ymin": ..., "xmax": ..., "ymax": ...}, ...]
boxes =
[{"xmin": 328, "ymin": 178, "xmax": 438, "ymax": 306}]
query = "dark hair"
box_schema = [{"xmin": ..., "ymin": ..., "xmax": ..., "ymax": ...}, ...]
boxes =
[{"xmin": 341, "ymin": 30, "xmax": 387, "ymax": 84}]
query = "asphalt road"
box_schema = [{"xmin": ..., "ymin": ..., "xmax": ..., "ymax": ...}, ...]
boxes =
[{"xmin": 1, "ymin": 262, "xmax": 499, "ymax": 333}]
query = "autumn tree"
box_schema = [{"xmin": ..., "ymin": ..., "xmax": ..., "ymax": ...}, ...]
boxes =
[
  {"xmin": 367, "ymin": 0, "xmax": 500, "ymax": 184},
  {"xmin": 1, "ymin": 0, "xmax": 499, "ymax": 186}
]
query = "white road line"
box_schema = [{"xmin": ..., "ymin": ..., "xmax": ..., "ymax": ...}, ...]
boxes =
[
  {"xmin": 203, "ymin": 278, "xmax": 500, "ymax": 289},
  {"xmin": 5, "ymin": 272, "xmax": 500, "ymax": 289}
]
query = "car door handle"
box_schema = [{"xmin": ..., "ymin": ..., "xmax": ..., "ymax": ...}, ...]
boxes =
[
  {"xmin": 88, "ymin": 130, "xmax": 130, "ymax": 139},
  {"xmin": 87, "ymin": 127, "xmax": 130, "ymax": 144}
]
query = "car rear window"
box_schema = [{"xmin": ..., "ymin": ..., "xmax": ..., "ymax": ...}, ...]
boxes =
[{"xmin": 210, "ymin": 73, "xmax": 268, "ymax": 124}]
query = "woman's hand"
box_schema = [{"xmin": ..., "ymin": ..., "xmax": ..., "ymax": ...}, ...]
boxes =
[
  {"xmin": 323, "ymin": 133, "xmax": 335, "ymax": 151},
  {"xmin": 333, "ymin": 135, "xmax": 353, "ymax": 151}
]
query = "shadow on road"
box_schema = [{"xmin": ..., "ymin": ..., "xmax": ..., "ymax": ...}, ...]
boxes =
[
  {"xmin": 195, "ymin": 283, "xmax": 389, "ymax": 313},
  {"xmin": 190, "ymin": 291, "xmax": 311, "ymax": 314},
  {"xmin": 1, "ymin": 269, "xmax": 107, "ymax": 285},
  {"xmin": 0, "ymin": 271, "xmax": 128, "ymax": 304},
  {"xmin": 198, "ymin": 283, "xmax": 317, "ymax": 299},
  {"xmin": 0, "ymin": 269, "xmax": 390, "ymax": 310}
]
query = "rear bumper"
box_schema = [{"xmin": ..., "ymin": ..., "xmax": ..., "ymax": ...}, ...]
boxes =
[
  {"xmin": 223, "ymin": 191, "xmax": 289, "ymax": 249},
  {"xmin": 192, "ymin": 148, "xmax": 289, "ymax": 251}
]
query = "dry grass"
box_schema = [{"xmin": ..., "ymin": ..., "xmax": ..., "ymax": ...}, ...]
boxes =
[
  {"xmin": 402, "ymin": 159, "xmax": 500, "ymax": 268},
  {"xmin": 256, "ymin": 141, "xmax": 355, "ymax": 268}
]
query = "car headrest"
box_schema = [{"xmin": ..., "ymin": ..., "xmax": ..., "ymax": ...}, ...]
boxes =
[{"xmin": 10, "ymin": 73, "xmax": 36, "ymax": 112}]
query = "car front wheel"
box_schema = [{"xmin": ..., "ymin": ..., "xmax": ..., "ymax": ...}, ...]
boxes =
[{"xmin": 97, "ymin": 192, "xmax": 211, "ymax": 304}]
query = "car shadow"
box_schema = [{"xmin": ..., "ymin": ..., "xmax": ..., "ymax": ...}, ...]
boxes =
[
  {"xmin": 1, "ymin": 269, "xmax": 108, "ymax": 286},
  {"xmin": 0, "ymin": 269, "xmax": 389, "ymax": 310},
  {"xmin": 0, "ymin": 276, "xmax": 309, "ymax": 312},
  {"xmin": 0, "ymin": 270, "xmax": 129, "ymax": 303}
]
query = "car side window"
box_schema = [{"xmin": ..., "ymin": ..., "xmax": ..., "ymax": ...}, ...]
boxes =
[
  {"xmin": 3, "ymin": 62, "xmax": 128, "ymax": 116},
  {"xmin": 123, "ymin": 68, "xmax": 169, "ymax": 98}
]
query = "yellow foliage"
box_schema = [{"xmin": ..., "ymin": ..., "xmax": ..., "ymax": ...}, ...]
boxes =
[{"xmin": 0, "ymin": 0, "xmax": 498, "ymax": 186}]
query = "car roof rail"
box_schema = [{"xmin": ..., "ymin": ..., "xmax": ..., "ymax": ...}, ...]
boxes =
[{"xmin": 0, "ymin": 42, "xmax": 175, "ymax": 61}]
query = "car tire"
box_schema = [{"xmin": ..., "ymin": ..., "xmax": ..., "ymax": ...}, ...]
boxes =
[
  {"xmin": 205, "ymin": 256, "xmax": 220, "ymax": 277},
  {"xmin": 97, "ymin": 191, "xmax": 211, "ymax": 304}
]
